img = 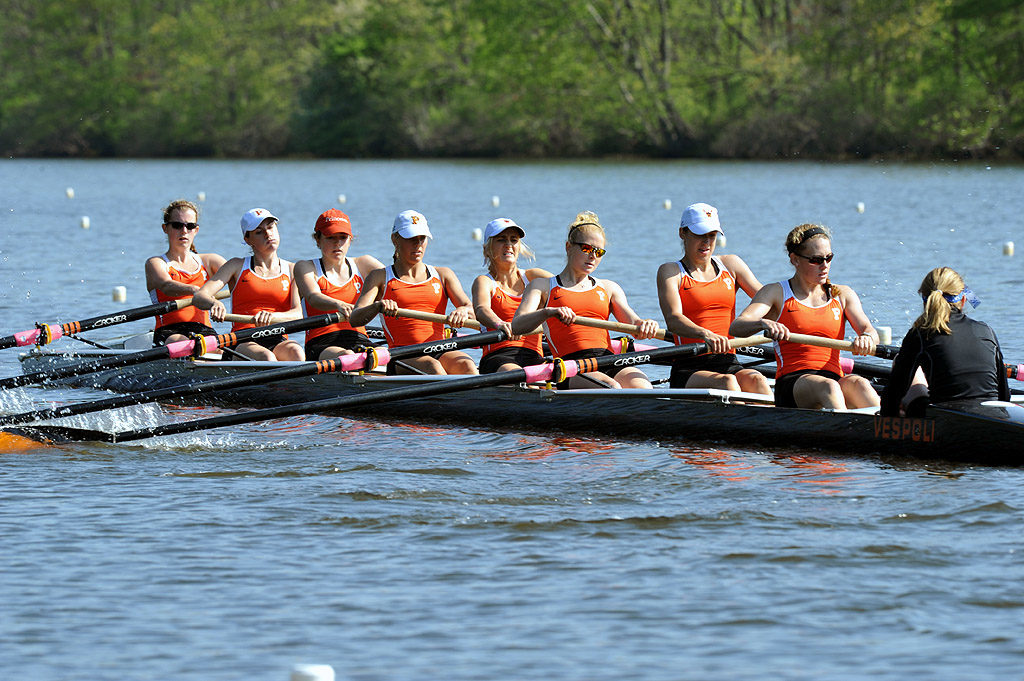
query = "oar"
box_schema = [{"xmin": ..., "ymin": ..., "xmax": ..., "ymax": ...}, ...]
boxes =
[
  {"xmin": 0, "ymin": 330, "xmax": 508, "ymax": 428},
  {"xmin": 0, "ymin": 290, "xmax": 230, "ymax": 350},
  {"xmin": 6, "ymin": 336, "xmax": 772, "ymax": 444},
  {"xmin": 391, "ymin": 308, "xmax": 543, "ymax": 335},
  {"xmin": 0, "ymin": 313, "xmax": 343, "ymax": 391}
]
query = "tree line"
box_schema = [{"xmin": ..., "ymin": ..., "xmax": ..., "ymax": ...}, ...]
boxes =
[{"xmin": 2, "ymin": 0, "xmax": 1022, "ymax": 159}]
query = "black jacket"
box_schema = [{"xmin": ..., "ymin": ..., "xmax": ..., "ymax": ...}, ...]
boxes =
[{"xmin": 880, "ymin": 309, "xmax": 1010, "ymax": 416}]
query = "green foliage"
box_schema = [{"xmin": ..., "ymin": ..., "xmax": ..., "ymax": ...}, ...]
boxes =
[{"xmin": 2, "ymin": 0, "xmax": 1023, "ymax": 158}]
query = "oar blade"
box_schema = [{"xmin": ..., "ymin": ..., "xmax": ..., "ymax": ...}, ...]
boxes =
[{"xmin": 0, "ymin": 425, "xmax": 114, "ymax": 445}]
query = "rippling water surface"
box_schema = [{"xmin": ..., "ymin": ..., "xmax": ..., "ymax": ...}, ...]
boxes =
[{"xmin": 1, "ymin": 159, "xmax": 1023, "ymax": 680}]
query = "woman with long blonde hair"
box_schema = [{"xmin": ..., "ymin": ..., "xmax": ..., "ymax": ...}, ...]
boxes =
[
  {"xmin": 730, "ymin": 223, "xmax": 879, "ymax": 409},
  {"xmin": 880, "ymin": 267, "xmax": 1009, "ymax": 416},
  {"xmin": 513, "ymin": 210, "xmax": 659, "ymax": 389},
  {"xmin": 471, "ymin": 218, "xmax": 552, "ymax": 373}
]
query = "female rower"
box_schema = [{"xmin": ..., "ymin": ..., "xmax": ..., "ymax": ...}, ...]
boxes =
[
  {"xmin": 471, "ymin": 218, "xmax": 552, "ymax": 373},
  {"xmin": 656, "ymin": 202, "xmax": 772, "ymax": 395},
  {"xmin": 145, "ymin": 199, "xmax": 226, "ymax": 345},
  {"xmin": 193, "ymin": 208, "xmax": 304, "ymax": 361},
  {"xmin": 295, "ymin": 210, "xmax": 384, "ymax": 360},
  {"xmin": 880, "ymin": 267, "xmax": 1009, "ymax": 416},
  {"xmin": 730, "ymin": 223, "xmax": 879, "ymax": 410},
  {"xmin": 349, "ymin": 210, "xmax": 477, "ymax": 375},
  {"xmin": 512, "ymin": 210, "xmax": 659, "ymax": 389}
]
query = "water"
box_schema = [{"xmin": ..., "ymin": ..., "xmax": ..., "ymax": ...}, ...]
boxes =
[{"xmin": 1, "ymin": 159, "xmax": 1023, "ymax": 680}]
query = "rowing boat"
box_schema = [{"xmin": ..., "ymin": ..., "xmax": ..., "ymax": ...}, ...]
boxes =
[{"xmin": 16, "ymin": 337, "xmax": 1024, "ymax": 464}]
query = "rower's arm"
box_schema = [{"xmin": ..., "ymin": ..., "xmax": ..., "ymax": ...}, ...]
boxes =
[
  {"xmin": 606, "ymin": 280, "xmax": 659, "ymax": 339},
  {"xmin": 145, "ymin": 256, "xmax": 199, "ymax": 298},
  {"xmin": 512, "ymin": 278, "xmax": 559, "ymax": 334},
  {"xmin": 192, "ymin": 257, "xmax": 241, "ymax": 319},
  {"xmin": 656, "ymin": 261, "xmax": 724, "ymax": 345},
  {"xmin": 438, "ymin": 267, "xmax": 475, "ymax": 328},
  {"xmin": 721, "ymin": 254, "xmax": 764, "ymax": 298},
  {"xmin": 730, "ymin": 283, "xmax": 787, "ymax": 340},
  {"xmin": 839, "ymin": 285, "xmax": 878, "ymax": 355},
  {"xmin": 273, "ymin": 261, "xmax": 304, "ymax": 323},
  {"xmin": 348, "ymin": 268, "xmax": 387, "ymax": 327},
  {"xmin": 472, "ymin": 276, "xmax": 505, "ymax": 330},
  {"xmin": 295, "ymin": 259, "xmax": 352, "ymax": 318}
]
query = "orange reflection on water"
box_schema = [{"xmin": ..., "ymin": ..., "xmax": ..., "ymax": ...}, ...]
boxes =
[
  {"xmin": 483, "ymin": 435, "xmax": 618, "ymax": 461},
  {"xmin": 767, "ymin": 452, "xmax": 856, "ymax": 494},
  {"xmin": 668, "ymin": 445, "xmax": 753, "ymax": 481}
]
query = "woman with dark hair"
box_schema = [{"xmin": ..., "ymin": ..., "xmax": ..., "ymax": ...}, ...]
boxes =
[
  {"xmin": 730, "ymin": 223, "xmax": 879, "ymax": 410},
  {"xmin": 145, "ymin": 199, "xmax": 225, "ymax": 345},
  {"xmin": 880, "ymin": 267, "xmax": 1009, "ymax": 416}
]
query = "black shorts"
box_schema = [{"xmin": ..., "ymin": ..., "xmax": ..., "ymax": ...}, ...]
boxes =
[
  {"xmin": 669, "ymin": 352, "xmax": 744, "ymax": 389},
  {"xmin": 305, "ymin": 330, "xmax": 372, "ymax": 360},
  {"xmin": 553, "ymin": 348, "xmax": 630, "ymax": 388},
  {"xmin": 479, "ymin": 347, "xmax": 545, "ymax": 374},
  {"xmin": 153, "ymin": 322, "xmax": 216, "ymax": 346},
  {"xmin": 774, "ymin": 369, "xmax": 841, "ymax": 408}
]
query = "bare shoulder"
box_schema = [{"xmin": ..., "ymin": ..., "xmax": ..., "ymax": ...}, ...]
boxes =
[
  {"xmin": 354, "ymin": 254, "xmax": 385, "ymax": 274},
  {"xmin": 524, "ymin": 267, "xmax": 553, "ymax": 280},
  {"xmin": 719, "ymin": 253, "xmax": 747, "ymax": 271},
  {"xmin": 293, "ymin": 259, "xmax": 315, "ymax": 276},
  {"xmin": 656, "ymin": 260, "xmax": 682, "ymax": 280}
]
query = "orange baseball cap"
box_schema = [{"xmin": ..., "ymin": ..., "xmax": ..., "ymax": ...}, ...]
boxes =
[{"xmin": 315, "ymin": 209, "xmax": 352, "ymax": 236}]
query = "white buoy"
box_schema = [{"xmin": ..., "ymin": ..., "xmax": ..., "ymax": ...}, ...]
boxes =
[
  {"xmin": 1003, "ymin": 241, "xmax": 1014, "ymax": 256},
  {"xmin": 491, "ymin": 195, "xmax": 500, "ymax": 207},
  {"xmin": 337, "ymin": 194, "xmax": 347, "ymax": 204},
  {"xmin": 197, "ymin": 191, "xmax": 206, "ymax": 202},
  {"xmin": 80, "ymin": 216, "xmax": 91, "ymax": 229},
  {"xmin": 291, "ymin": 664, "xmax": 335, "ymax": 681},
  {"xmin": 877, "ymin": 325, "xmax": 892, "ymax": 345},
  {"xmin": 112, "ymin": 286, "xmax": 127, "ymax": 303},
  {"xmin": 856, "ymin": 202, "xmax": 865, "ymax": 213},
  {"xmin": 65, "ymin": 187, "xmax": 75, "ymax": 199},
  {"xmin": 663, "ymin": 199, "xmax": 672, "ymax": 210},
  {"xmin": 471, "ymin": 228, "xmax": 483, "ymax": 241},
  {"xmin": 716, "ymin": 234, "xmax": 727, "ymax": 249}
]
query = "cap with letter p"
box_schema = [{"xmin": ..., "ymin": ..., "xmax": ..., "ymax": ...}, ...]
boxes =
[
  {"xmin": 392, "ymin": 209, "xmax": 433, "ymax": 239},
  {"xmin": 680, "ymin": 202, "xmax": 722, "ymax": 235},
  {"xmin": 240, "ymin": 208, "xmax": 278, "ymax": 237}
]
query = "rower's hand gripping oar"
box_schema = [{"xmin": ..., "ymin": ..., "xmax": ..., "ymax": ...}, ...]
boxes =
[
  {"xmin": 0, "ymin": 289, "xmax": 230, "ymax": 350},
  {"xmin": 0, "ymin": 329, "xmax": 510, "ymax": 428},
  {"xmin": 8, "ymin": 335, "xmax": 770, "ymax": 445},
  {"xmin": 0, "ymin": 312, "xmax": 344, "ymax": 391}
]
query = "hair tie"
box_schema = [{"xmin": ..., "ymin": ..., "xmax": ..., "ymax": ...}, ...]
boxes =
[{"xmin": 942, "ymin": 287, "xmax": 981, "ymax": 309}]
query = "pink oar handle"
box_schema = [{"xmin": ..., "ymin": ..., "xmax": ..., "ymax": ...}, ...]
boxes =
[
  {"xmin": 13, "ymin": 329, "xmax": 43, "ymax": 347},
  {"xmin": 1011, "ymin": 364, "xmax": 1024, "ymax": 382},
  {"xmin": 165, "ymin": 337, "xmax": 222, "ymax": 358}
]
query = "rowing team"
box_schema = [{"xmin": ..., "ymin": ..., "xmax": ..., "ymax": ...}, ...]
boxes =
[{"xmin": 146, "ymin": 200, "xmax": 1011, "ymax": 417}]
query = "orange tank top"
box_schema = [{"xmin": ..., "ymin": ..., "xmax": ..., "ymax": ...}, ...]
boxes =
[
  {"xmin": 230, "ymin": 256, "xmax": 293, "ymax": 332},
  {"xmin": 380, "ymin": 265, "xmax": 448, "ymax": 346},
  {"xmin": 150, "ymin": 253, "xmax": 210, "ymax": 329},
  {"xmin": 481, "ymin": 270, "xmax": 543, "ymax": 357},
  {"xmin": 543, "ymin": 276, "xmax": 612, "ymax": 357},
  {"xmin": 774, "ymin": 279, "xmax": 845, "ymax": 377},
  {"xmin": 303, "ymin": 258, "xmax": 367, "ymax": 340},
  {"xmin": 674, "ymin": 257, "xmax": 737, "ymax": 353}
]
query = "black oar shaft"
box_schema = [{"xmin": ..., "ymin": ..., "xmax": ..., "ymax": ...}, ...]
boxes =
[{"xmin": 0, "ymin": 300, "xmax": 181, "ymax": 350}]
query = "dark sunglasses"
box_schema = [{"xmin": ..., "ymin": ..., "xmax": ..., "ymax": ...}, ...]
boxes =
[
  {"xmin": 166, "ymin": 221, "xmax": 199, "ymax": 231},
  {"xmin": 794, "ymin": 252, "xmax": 833, "ymax": 265},
  {"xmin": 573, "ymin": 241, "xmax": 607, "ymax": 258}
]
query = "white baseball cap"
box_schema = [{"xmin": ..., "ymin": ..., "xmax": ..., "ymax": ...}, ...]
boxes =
[
  {"xmin": 483, "ymin": 218, "xmax": 525, "ymax": 240},
  {"xmin": 680, "ymin": 203, "xmax": 722, "ymax": 235},
  {"xmin": 240, "ymin": 208, "xmax": 278, "ymax": 237},
  {"xmin": 392, "ymin": 210, "xmax": 433, "ymax": 239}
]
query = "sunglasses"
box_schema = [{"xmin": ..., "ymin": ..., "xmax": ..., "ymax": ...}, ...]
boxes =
[
  {"xmin": 166, "ymin": 221, "xmax": 199, "ymax": 231},
  {"xmin": 794, "ymin": 252, "xmax": 833, "ymax": 265},
  {"xmin": 573, "ymin": 241, "xmax": 606, "ymax": 258}
]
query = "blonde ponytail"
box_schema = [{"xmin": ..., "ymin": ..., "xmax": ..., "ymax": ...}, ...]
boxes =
[
  {"xmin": 913, "ymin": 267, "xmax": 965, "ymax": 336},
  {"xmin": 567, "ymin": 210, "xmax": 606, "ymax": 246}
]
